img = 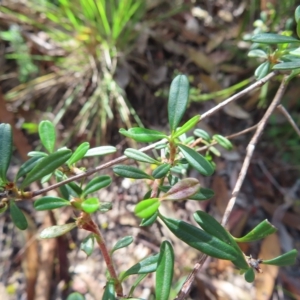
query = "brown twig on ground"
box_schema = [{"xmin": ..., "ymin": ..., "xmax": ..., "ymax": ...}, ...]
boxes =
[
  {"xmin": 175, "ymin": 75, "xmax": 289, "ymax": 300},
  {"xmin": 277, "ymin": 104, "xmax": 300, "ymax": 138}
]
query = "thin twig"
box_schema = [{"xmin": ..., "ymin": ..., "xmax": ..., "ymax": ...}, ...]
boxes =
[
  {"xmin": 277, "ymin": 104, "xmax": 300, "ymax": 138},
  {"xmin": 175, "ymin": 75, "xmax": 288, "ymax": 300}
]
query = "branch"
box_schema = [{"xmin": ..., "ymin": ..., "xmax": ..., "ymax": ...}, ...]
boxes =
[
  {"xmin": 277, "ymin": 104, "xmax": 300, "ymax": 138},
  {"xmin": 175, "ymin": 74, "xmax": 288, "ymax": 300}
]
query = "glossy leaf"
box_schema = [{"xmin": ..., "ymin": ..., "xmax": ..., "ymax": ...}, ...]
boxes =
[
  {"xmin": 189, "ymin": 187, "xmax": 215, "ymax": 201},
  {"xmin": 168, "ymin": 75, "xmax": 189, "ymax": 132},
  {"xmin": 234, "ymin": 220, "xmax": 277, "ymax": 242},
  {"xmin": 273, "ymin": 60, "xmax": 300, "ymax": 70},
  {"xmin": 15, "ymin": 155, "xmax": 44, "ymax": 181},
  {"xmin": 178, "ymin": 144, "xmax": 214, "ymax": 176},
  {"xmin": 193, "ymin": 129, "xmax": 210, "ymax": 141},
  {"xmin": 248, "ymin": 49, "xmax": 268, "ymax": 58},
  {"xmin": 0, "ymin": 123, "xmax": 12, "ymax": 182},
  {"xmin": 152, "ymin": 163, "xmax": 171, "ymax": 179},
  {"xmin": 160, "ymin": 178, "xmax": 200, "ymax": 201},
  {"xmin": 120, "ymin": 253, "xmax": 159, "ymax": 281},
  {"xmin": 140, "ymin": 211, "xmax": 158, "ymax": 226},
  {"xmin": 34, "ymin": 196, "xmax": 70, "ymax": 211},
  {"xmin": 103, "ymin": 280, "xmax": 116, "ymax": 300},
  {"xmin": 251, "ymin": 33, "xmax": 300, "ymax": 44},
  {"xmin": 160, "ymin": 215, "xmax": 240, "ymax": 262},
  {"xmin": 27, "ymin": 151, "xmax": 48, "ymax": 157},
  {"xmin": 213, "ymin": 135, "xmax": 233, "ymax": 150},
  {"xmin": 10, "ymin": 201, "xmax": 28, "ymax": 230},
  {"xmin": 20, "ymin": 149, "xmax": 72, "ymax": 189},
  {"xmin": 255, "ymin": 61, "xmax": 270, "ymax": 79},
  {"xmin": 84, "ymin": 146, "xmax": 116, "ymax": 157},
  {"xmin": 67, "ymin": 182, "xmax": 83, "ymax": 197},
  {"xmin": 262, "ymin": 249, "xmax": 298, "ymax": 266},
  {"xmin": 41, "ymin": 172, "xmax": 53, "ymax": 184},
  {"xmin": 82, "ymin": 175, "xmax": 112, "ymax": 196},
  {"xmin": 39, "ymin": 223, "xmax": 77, "ymax": 239},
  {"xmin": 156, "ymin": 241, "xmax": 174, "ymax": 300},
  {"xmin": 80, "ymin": 234, "xmax": 95, "ymax": 257},
  {"xmin": 111, "ymin": 236, "xmax": 133, "ymax": 254},
  {"xmin": 66, "ymin": 292, "xmax": 85, "ymax": 300},
  {"xmin": 295, "ymin": 5, "xmax": 300, "ymax": 23},
  {"xmin": 81, "ymin": 197, "xmax": 100, "ymax": 213},
  {"xmin": 113, "ymin": 165, "xmax": 153, "ymax": 180},
  {"xmin": 124, "ymin": 148, "xmax": 159, "ymax": 164},
  {"xmin": 172, "ymin": 115, "xmax": 201, "ymax": 138},
  {"xmin": 119, "ymin": 128, "xmax": 167, "ymax": 143},
  {"xmin": 244, "ymin": 268, "xmax": 255, "ymax": 283},
  {"xmin": 38, "ymin": 121, "xmax": 56, "ymax": 153},
  {"xmin": 67, "ymin": 142, "xmax": 90, "ymax": 166},
  {"xmin": 134, "ymin": 198, "xmax": 160, "ymax": 218}
]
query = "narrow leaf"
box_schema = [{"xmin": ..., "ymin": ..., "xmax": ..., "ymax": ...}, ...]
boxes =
[
  {"xmin": 103, "ymin": 280, "xmax": 116, "ymax": 300},
  {"xmin": 15, "ymin": 155, "xmax": 44, "ymax": 181},
  {"xmin": 84, "ymin": 146, "xmax": 116, "ymax": 157},
  {"xmin": 113, "ymin": 165, "xmax": 153, "ymax": 180},
  {"xmin": 0, "ymin": 123, "xmax": 12, "ymax": 182},
  {"xmin": 178, "ymin": 144, "xmax": 215, "ymax": 176},
  {"xmin": 262, "ymin": 249, "xmax": 298, "ymax": 266},
  {"xmin": 67, "ymin": 142, "xmax": 90, "ymax": 166},
  {"xmin": 168, "ymin": 75, "xmax": 190, "ymax": 131},
  {"xmin": 212, "ymin": 135, "xmax": 233, "ymax": 150},
  {"xmin": 20, "ymin": 149, "xmax": 72, "ymax": 189},
  {"xmin": 172, "ymin": 115, "xmax": 201, "ymax": 138},
  {"xmin": 234, "ymin": 220, "xmax": 277, "ymax": 242},
  {"xmin": 193, "ymin": 129, "xmax": 210, "ymax": 141},
  {"xmin": 124, "ymin": 148, "xmax": 159, "ymax": 164},
  {"xmin": 81, "ymin": 197, "xmax": 100, "ymax": 213},
  {"xmin": 38, "ymin": 121, "xmax": 56, "ymax": 153},
  {"xmin": 140, "ymin": 211, "xmax": 158, "ymax": 226},
  {"xmin": 295, "ymin": 5, "xmax": 300, "ymax": 23},
  {"xmin": 80, "ymin": 234, "xmax": 95, "ymax": 257},
  {"xmin": 82, "ymin": 175, "xmax": 112, "ymax": 196},
  {"xmin": 156, "ymin": 241, "xmax": 174, "ymax": 300},
  {"xmin": 119, "ymin": 128, "xmax": 167, "ymax": 143},
  {"xmin": 248, "ymin": 49, "xmax": 268, "ymax": 58},
  {"xmin": 120, "ymin": 253, "xmax": 159, "ymax": 281},
  {"xmin": 189, "ymin": 187, "xmax": 215, "ymax": 201},
  {"xmin": 111, "ymin": 236, "xmax": 134, "ymax": 254},
  {"xmin": 27, "ymin": 151, "xmax": 48, "ymax": 157},
  {"xmin": 273, "ymin": 60, "xmax": 300, "ymax": 70},
  {"xmin": 39, "ymin": 223, "xmax": 77, "ymax": 239},
  {"xmin": 134, "ymin": 198, "xmax": 160, "ymax": 218},
  {"xmin": 10, "ymin": 201, "xmax": 28, "ymax": 230},
  {"xmin": 251, "ymin": 33, "xmax": 300, "ymax": 44},
  {"xmin": 34, "ymin": 196, "xmax": 70, "ymax": 211},
  {"xmin": 161, "ymin": 178, "xmax": 200, "ymax": 201},
  {"xmin": 255, "ymin": 61, "xmax": 270, "ymax": 79},
  {"xmin": 152, "ymin": 164, "xmax": 171, "ymax": 179}
]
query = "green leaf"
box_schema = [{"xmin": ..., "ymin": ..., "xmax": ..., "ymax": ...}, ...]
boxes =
[
  {"xmin": 234, "ymin": 220, "xmax": 277, "ymax": 242},
  {"xmin": 168, "ymin": 75, "xmax": 190, "ymax": 132},
  {"xmin": 67, "ymin": 142, "xmax": 90, "ymax": 166},
  {"xmin": 193, "ymin": 129, "xmax": 211, "ymax": 141},
  {"xmin": 255, "ymin": 61, "xmax": 270, "ymax": 79},
  {"xmin": 80, "ymin": 234, "xmax": 95, "ymax": 257},
  {"xmin": 160, "ymin": 178, "xmax": 200, "ymax": 201},
  {"xmin": 212, "ymin": 135, "xmax": 233, "ymax": 150},
  {"xmin": 156, "ymin": 241, "xmax": 174, "ymax": 300},
  {"xmin": 189, "ymin": 187, "xmax": 215, "ymax": 201},
  {"xmin": 15, "ymin": 155, "xmax": 44, "ymax": 181},
  {"xmin": 172, "ymin": 115, "xmax": 201, "ymax": 138},
  {"xmin": 20, "ymin": 149, "xmax": 72, "ymax": 189},
  {"xmin": 295, "ymin": 5, "xmax": 300, "ymax": 23},
  {"xmin": 82, "ymin": 175, "xmax": 112, "ymax": 197},
  {"xmin": 113, "ymin": 165, "xmax": 153, "ymax": 180},
  {"xmin": 262, "ymin": 249, "xmax": 298, "ymax": 266},
  {"xmin": 39, "ymin": 223, "xmax": 77, "ymax": 239},
  {"xmin": 134, "ymin": 198, "xmax": 160, "ymax": 218},
  {"xmin": 34, "ymin": 196, "xmax": 70, "ymax": 211},
  {"xmin": 103, "ymin": 280, "xmax": 116, "ymax": 300},
  {"xmin": 244, "ymin": 268, "xmax": 255, "ymax": 283},
  {"xmin": 160, "ymin": 215, "xmax": 241, "ymax": 262},
  {"xmin": 248, "ymin": 49, "xmax": 268, "ymax": 59},
  {"xmin": 128, "ymin": 274, "xmax": 148, "ymax": 298},
  {"xmin": 84, "ymin": 146, "xmax": 116, "ymax": 157},
  {"xmin": 297, "ymin": 22, "xmax": 300, "ymax": 39},
  {"xmin": 120, "ymin": 253, "xmax": 159, "ymax": 281},
  {"xmin": 38, "ymin": 121, "xmax": 56, "ymax": 153},
  {"xmin": 111, "ymin": 236, "xmax": 133, "ymax": 254},
  {"xmin": 81, "ymin": 197, "xmax": 100, "ymax": 213},
  {"xmin": 0, "ymin": 123, "xmax": 12, "ymax": 182},
  {"xmin": 273, "ymin": 60, "xmax": 300, "ymax": 70},
  {"xmin": 10, "ymin": 201, "xmax": 28, "ymax": 230},
  {"xmin": 119, "ymin": 128, "xmax": 167, "ymax": 143},
  {"xmin": 66, "ymin": 292, "xmax": 85, "ymax": 300},
  {"xmin": 193, "ymin": 211, "xmax": 248, "ymax": 269},
  {"xmin": 251, "ymin": 33, "xmax": 300, "ymax": 44},
  {"xmin": 140, "ymin": 211, "xmax": 158, "ymax": 226},
  {"xmin": 152, "ymin": 164, "xmax": 171, "ymax": 179},
  {"xmin": 178, "ymin": 144, "xmax": 214, "ymax": 176},
  {"xmin": 124, "ymin": 148, "xmax": 159, "ymax": 164},
  {"xmin": 0, "ymin": 202, "xmax": 8, "ymax": 214},
  {"xmin": 27, "ymin": 151, "xmax": 48, "ymax": 157}
]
